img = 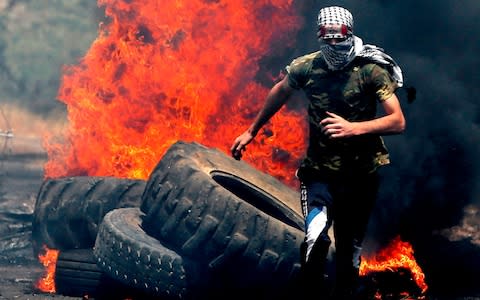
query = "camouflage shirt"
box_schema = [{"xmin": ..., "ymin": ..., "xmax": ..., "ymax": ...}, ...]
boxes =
[{"xmin": 286, "ymin": 50, "xmax": 399, "ymax": 178}]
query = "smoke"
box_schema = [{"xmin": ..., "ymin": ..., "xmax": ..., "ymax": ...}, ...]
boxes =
[
  {"xmin": 0, "ymin": 1, "xmax": 476, "ymax": 295},
  {"xmin": 262, "ymin": 0, "xmax": 480, "ymax": 250},
  {"xmin": 1, "ymin": 1, "xmax": 475, "ymax": 246},
  {"xmin": 5, "ymin": 0, "xmax": 471, "ymax": 248},
  {"xmin": 276, "ymin": 3, "xmax": 480, "ymax": 294}
]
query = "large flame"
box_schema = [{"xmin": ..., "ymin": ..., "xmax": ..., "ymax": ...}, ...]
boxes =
[
  {"xmin": 360, "ymin": 236, "xmax": 428, "ymax": 295},
  {"xmin": 39, "ymin": 1, "xmax": 428, "ymax": 297},
  {"xmin": 44, "ymin": 0, "xmax": 306, "ymax": 187}
]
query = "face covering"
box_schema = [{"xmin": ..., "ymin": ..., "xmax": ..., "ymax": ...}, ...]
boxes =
[
  {"xmin": 317, "ymin": 6, "xmax": 356, "ymax": 70},
  {"xmin": 318, "ymin": 36, "xmax": 356, "ymax": 71}
]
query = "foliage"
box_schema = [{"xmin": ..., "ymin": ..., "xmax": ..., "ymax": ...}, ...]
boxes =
[{"xmin": 0, "ymin": 0, "xmax": 101, "ymax": 114}]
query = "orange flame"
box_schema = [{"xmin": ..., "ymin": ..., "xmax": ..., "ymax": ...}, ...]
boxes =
[
  {"xmin": 40, "ymin": 1, "xmax": 428, "ymax": 297},
  {"xmin": 35, "ymin": 246, "xmax": 59, "ymax": 293},
  {"xmin": 360, "ymin": 236, "xmax": 428, "ymax": 294},
  {"xmin": 43, "ymin": 0, "xmax": 306, "ymax": 188}
]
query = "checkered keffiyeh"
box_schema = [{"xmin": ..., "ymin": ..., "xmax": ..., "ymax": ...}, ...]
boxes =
[
  {"xmin": 355, "ymin": 37, "xmax": 404, "ymax": 87},
  {"xmin": 319, "ymin": 36, "xmax": 356, "ymax": 70},
  {"xmin": 317, "ymin": 6, "xmax": 353, "ymax": 39},
  {"xmin": 315, "ymin": 6, "xmax": 403, "ymax": 86}
]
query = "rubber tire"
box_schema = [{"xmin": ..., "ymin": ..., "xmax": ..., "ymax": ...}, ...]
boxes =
[
  {"xmin": 55, "ymin": 248, "xmax": 154, "ymax": 299},
  {"xmin": 93, "ymin": 207, "xmax": 199, "ymax": 299},
  {"xmin": 140, "ymin": 141, "xmax": 304, "ymax": 291},
  {"xmin": 32, "ymin": 176, "xmax": 145, "ymax": 256},
  {"xmin": 55, "ymin": 248, "xmax": 104, "ymax": 297}
]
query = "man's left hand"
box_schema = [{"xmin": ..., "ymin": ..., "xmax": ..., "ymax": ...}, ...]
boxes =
[{"xmin": 320, "ymin": 111, "xmax": 357, "ymax": 138}]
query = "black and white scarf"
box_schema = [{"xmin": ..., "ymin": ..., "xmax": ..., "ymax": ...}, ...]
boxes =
[{"xmin": 320, "ymin": 36, "xmax": 404, "ymax": 88}]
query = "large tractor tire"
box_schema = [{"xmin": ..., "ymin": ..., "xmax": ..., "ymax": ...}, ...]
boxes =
[
  {"xmin": 93, "ymin": 207, "xmax": 200, "ymax": 299},
  {"xmin": 140, "ymin": 141, "xmax": 304, "ymax": 292},
  {"xmin": 32, "ymin": 176, "xmax": 145, "ymax": 256}
]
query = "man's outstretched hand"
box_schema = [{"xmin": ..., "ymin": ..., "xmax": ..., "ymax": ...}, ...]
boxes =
[{"xmin": 230, "ymin": 130, "xmax": 255, "ymax": 160}]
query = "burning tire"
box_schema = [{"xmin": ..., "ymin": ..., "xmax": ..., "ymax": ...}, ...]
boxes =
[
  {"xmin": 32, "ymin": 176, "xmax": 145, "ymax": 256},
  {"xmin": 93, "ymin": 207, "xmax": 198, "ymax": 299},
  {"xmin": 140, "ymin": 141, "xmax": 304, "ymax": 291}
]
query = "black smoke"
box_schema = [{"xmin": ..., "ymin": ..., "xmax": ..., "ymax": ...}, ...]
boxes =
[
  {"xmin": 273, "ymin": 0, "xmax": 480, "ymax": 240},
  {"xmin": 274, "ymin": 1, "xmax": 480, "ymax": 296},
  {"xmin": 1, "ymin": 0, "xmax": 478, "ymax": 296}
]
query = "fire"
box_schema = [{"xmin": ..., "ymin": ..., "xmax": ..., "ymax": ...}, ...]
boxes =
[
  {"xmin": 35, "ymin": 246, "xmax": 59, "ymax": 293},
  {"xmin": 43, "ymin": 0, "xmax": 306, "ymax": 187},
  {"xmin": 360, "ymin": 236, "xmax": 428, "ymax": 295},
  {"xmin": 39, "ymin": 1, "xmax": 429, "ymax": 297}
]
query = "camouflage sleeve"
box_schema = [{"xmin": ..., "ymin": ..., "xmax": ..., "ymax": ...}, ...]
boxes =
[
  {"xmin": 285, "ymin": 54, "xmax": 314, "ymax": 90},
  {"xmin": 369, "ymin": 64, "xmax": 399, "ymax": 102}
]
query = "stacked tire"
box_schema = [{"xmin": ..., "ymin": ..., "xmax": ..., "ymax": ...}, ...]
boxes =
[
  {"xmin": 32, "ymin": 176, "xmax": 147, "ymax": 298},
  {"xmin": 33, "ymin": 141, "xmax": 305, "ymax": 299},
  {"xmin": 32, "ymin": 176, "xmax": 146, "ymax": 255}
]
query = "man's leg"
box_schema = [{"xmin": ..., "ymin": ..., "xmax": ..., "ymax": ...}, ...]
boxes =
[
  {"xmin": 330, "ymin": 172, "xmax": 379, "ymax": 299},
  {"xmin": 299, "ymin": 181, "xmax": 334, "ymax": 295}
]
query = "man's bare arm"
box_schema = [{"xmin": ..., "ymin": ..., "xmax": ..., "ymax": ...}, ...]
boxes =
[
  {"xmin": 231, "ymin": 75, "xmax": 295, "ymax": 159},
  {"xmin": 320, "ymin": 93, "xmax": 406, "ymax": 138}
]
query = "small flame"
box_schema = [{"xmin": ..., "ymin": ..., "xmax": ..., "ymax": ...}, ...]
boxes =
[
  {"xmin": 360, "ymin": 236, "xmax": 428, "ymax": 294},
  {"xmin": 35, "ymin": 246, "xmax": 59, "ymax": 293}
]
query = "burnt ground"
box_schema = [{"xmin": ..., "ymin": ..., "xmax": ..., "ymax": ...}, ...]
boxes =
[
  {"xmin": 0, "ymin": 136, "xmax": 79, "ymax": 300},
  {"xmin": 1, "ymin": 135, "xmax": 480, "ymax": 300}
]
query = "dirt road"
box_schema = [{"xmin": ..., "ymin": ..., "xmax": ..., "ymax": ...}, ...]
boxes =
[{"xmin": 0, "ymin": 136, "xmax": 79, "ymax": 300}]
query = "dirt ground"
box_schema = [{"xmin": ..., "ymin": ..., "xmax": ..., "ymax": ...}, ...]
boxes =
[{"xmin": 0, "ymin": 135, "xmax": 81, "ymax": 300}]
